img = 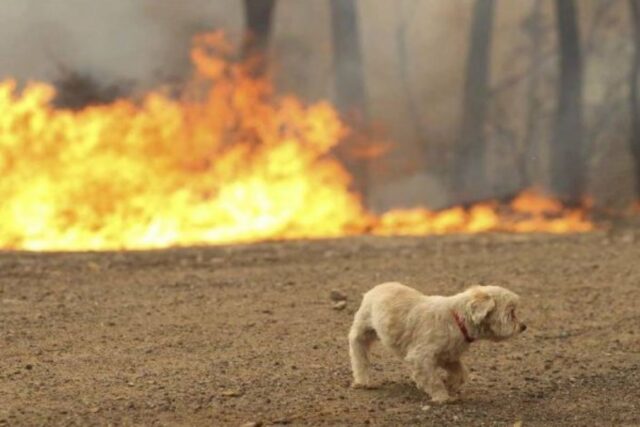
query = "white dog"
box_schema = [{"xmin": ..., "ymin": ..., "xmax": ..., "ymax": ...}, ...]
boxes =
[{"xmin": 348, "ymin": 282, "xmax": 526, "ymax": 403}]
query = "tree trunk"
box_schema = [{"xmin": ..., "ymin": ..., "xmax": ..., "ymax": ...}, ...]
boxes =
[
  {"xmin": 329, "ymin": 0, "xmax": 369, "ymax": 202},
  {"xmin": 551, "ymin": 0, "xmax": 584, "ymax": 204},
  {"xmin": 520, "ymin": 0, "xmax": 544, "ymax": 190},
  {"xmin": 453, "ymin": 0, "xmax": 495, "ymax": 203},
  {"xmin": 242, "ymin": 0, "xmax": 276, "ymax": 74},
  {"xmin": 629, "ymin": 0, "xmax": 640, "ymax": 197},
  {"xmin": 396, "ymin": 1, "xmax": 427, "ymax": 151},
  {"xmin": 329, "ymin": 0, "xmax": 367, "ymax": 117}
]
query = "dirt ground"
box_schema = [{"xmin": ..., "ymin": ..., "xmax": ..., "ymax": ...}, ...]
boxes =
[{"xmin": 1, "ymin": 232, "xmax": 639, "ymax": 426}]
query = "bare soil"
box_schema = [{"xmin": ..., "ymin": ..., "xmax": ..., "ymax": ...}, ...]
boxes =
[{"xmin": 1, "ymin": 232, "xmax": 639, "ymax": 426}]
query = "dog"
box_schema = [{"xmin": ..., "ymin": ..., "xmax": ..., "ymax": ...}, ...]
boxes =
[{"xmin": 348, "ymin": 282, "xmax": 526, "ymax": 403}]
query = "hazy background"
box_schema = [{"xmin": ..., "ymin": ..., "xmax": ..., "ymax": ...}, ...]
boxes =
[{"xmin": 0, "ymin": 0, "xmax": 636, "ymax": 211}]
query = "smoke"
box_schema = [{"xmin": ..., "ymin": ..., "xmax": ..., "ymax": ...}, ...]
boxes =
[
  {"xmin": 0, "ymin": 0, "xmax": 636, "ymax": 208},
  {"xmin": 0, "ymin": 0, "xmax": 242, "ymax": 88},
  {"xmin": 268, "ymin": 1, "xmax": 471, "ymax": 210}
]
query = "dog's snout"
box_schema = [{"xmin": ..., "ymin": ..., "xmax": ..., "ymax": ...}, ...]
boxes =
[{"xmin": 520, "ymin": 324, "xmax": 527, "ymax": 332}]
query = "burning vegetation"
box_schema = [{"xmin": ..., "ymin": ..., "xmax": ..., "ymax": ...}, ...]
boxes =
[{"xmin": 0, "ymin": 32, "xmax": 593, "ymax": 251}]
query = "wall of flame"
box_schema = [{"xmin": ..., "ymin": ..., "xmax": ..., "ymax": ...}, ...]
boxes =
[{"xmin": 0, "ymin": 33, "xmax": 592, "ymax": 251}]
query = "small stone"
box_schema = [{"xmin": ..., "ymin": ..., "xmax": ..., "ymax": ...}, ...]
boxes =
[
  {"xmin": 332, "ymin": 301, "xmax": 347, "ymax": 311},
  {"xmin": 421, "ymin": 405, "xmax": 431, "ymax": 411},
  {"xmin": 330, "ymin": 290, "xmax": 347, "ymax": 302},
  {"xmin": 241, "ymin": 422, "xmax": 262, "ymax": 427},
  {"xmin": 323, "ymin": 250, "xmax": 337, "ymax": 258},
  {"xmin": 220, "ymin": 389, "xmax": 243, "ymax": 397},
  {"xmin": 621, "ymin": 232, "xmax": 635, "ymax": 244}
]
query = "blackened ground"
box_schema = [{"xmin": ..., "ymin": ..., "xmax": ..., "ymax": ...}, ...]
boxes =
[{"xmin": 1, "ymin": 232, "xmax": 639, "ymax": 426}]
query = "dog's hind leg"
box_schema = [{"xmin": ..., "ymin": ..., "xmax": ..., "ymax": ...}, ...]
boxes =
[{"xmin": 349, "ymin": 310, "xmax": 377, "ymax": 388}]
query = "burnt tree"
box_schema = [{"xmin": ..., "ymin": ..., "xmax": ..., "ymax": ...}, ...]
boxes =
[
  {"xmin": 242, "ymin": 0, "xmax": 276, "ymax": 73},
  {"xmin": 329, "ymin": 0, "xmax": 367, "ymax": 117},
  {"xmin": 520, "ymin": 0, "xmax": 544, "ymax": 190},
  {"xmin": 329, "ymin": 0, "xmax": 369, "ymax": 201},
  {"xmin": 630, "ymin": 0, "xmax": 640, "ymax": 197},
  {"xmin": 453, "ymin": 0, "xmax": 495, "ymax": 203},
  {"xmin": 550, "ymin": 0, "xmax": 585, "ymax": 204}
]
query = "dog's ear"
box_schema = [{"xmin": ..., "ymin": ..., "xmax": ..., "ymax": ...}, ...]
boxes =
[{"xmin": 467, "ymin": 289, "xmax": 495, "ymax": 324}]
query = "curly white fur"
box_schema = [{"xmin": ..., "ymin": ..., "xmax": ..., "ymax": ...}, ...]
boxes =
[{"xmin": 348, "ymin": 282, "xmax": 526, "ymax": 403}]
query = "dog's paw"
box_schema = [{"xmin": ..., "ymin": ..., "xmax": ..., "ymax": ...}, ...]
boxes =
[
  {"xmin": 445, "ymin": 383, "xmax": 464, "ymax": 396},
  {"xmin": 430, "ymin": 393, "xmax": 457, "ymax": 404},
  {"xmin": 351, "ymin": 381, "xmax": 377, "ymax": 390}
]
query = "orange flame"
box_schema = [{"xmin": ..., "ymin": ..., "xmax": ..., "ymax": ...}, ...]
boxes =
[
  {"xmin": 373, "ymin": 189, "xmax": 593, "ymax": 236},
  {"xmin": 0, "ymin": 33, "xmax": 593, "ymax": 251}
]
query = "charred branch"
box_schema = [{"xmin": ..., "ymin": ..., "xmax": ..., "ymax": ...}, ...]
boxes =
[
  {"xmin": 242, "ymin": 0, "xmax": 276, "ymax": 74},
  {"xmin": 53, "ymin": 68, "xmax": 128, "ymax": 110}
]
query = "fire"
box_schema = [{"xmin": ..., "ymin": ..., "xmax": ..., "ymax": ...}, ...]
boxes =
[
  {"xmin": 373, "ymin": 190, "xmax": 592, "ymax": 236},
  {"xmin": 0, "ymin": 33, "xmax": 593, "ymax": 251}
]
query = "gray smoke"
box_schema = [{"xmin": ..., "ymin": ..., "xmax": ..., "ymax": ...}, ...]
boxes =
[
  {"xmin": 0, "ymin": 0, "xmax": 242, "ymax": 88},
  {"xmin": 0, "ymin": 0, "xmax": 635, "ymax": 209}
]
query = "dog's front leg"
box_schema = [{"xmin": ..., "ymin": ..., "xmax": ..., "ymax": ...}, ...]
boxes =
[
  {"xmin": 406, "ymin": 351, "xmax": 451, "ymax": 403},
  {"xmin": 443, "ymin": 360, "xmax": 467, "ymax": 396}
]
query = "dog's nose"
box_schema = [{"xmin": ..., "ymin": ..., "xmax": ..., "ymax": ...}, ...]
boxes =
[{"xmin": 520, "ymin": 324, "xmax": 527, "ymax": 332}]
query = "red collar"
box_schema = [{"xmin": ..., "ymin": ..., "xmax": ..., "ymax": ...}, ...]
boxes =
[{"xmin": 452, "ymin": 311, "xmax": 474, "ymax": 343}]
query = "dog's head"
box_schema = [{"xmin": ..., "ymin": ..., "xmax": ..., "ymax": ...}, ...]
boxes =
[{"xmin": 465, "ymin": 285, "xmax": 526, "ymax": 341}]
